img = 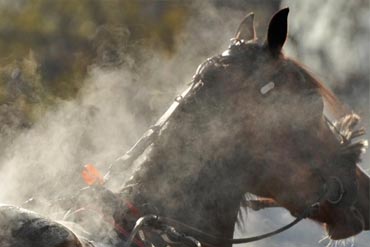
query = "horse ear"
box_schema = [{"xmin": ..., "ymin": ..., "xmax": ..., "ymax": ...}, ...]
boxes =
[
  {"xmin": 266, "ymin": 8, "xmax": 289, "ymax": 56},
  {"xmin": 235, "ymin": 12, "xmax": 256, "ymax": 42}
]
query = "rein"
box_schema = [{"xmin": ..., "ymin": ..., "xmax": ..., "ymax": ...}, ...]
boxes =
[
  {"xmin": 123, "ymin": 201, "xmax": 321, "ymax": 247},
  {"xmin": 122, "ymin": 178, "xmax": 329, "ymax": 247}
]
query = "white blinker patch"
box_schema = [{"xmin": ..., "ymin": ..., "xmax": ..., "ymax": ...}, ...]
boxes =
[{"xmin": 260, "ymin": 81, "xmax": 275, "ymax": 95}]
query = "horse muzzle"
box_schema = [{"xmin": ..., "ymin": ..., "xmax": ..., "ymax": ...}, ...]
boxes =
[
  {"xmin": 320, "ymin": 167, "xmax": 370, "ymax": 239},
  {"xmin": 324, "ymin": 206, "xmax": 365, "ymax": 240}
]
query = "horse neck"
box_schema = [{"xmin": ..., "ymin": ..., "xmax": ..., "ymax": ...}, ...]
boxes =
[{"xmin": 125, "ymin": 115, "xmax": 247, "ymax": 238}]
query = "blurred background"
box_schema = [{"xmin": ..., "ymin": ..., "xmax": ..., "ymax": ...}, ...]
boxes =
[{"xmin": 0, "ymin": 1, "xmax": 368, "ymax": 246}]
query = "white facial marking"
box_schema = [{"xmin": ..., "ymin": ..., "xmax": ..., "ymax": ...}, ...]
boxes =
[{"xmin": 260, "ymin": 81, "xmax": 275, "ymax": 95}]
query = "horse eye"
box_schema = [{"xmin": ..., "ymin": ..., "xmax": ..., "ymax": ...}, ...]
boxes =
[{"xmin": 260, "ymin": 81, "xmax": 275, "ymax": 95}]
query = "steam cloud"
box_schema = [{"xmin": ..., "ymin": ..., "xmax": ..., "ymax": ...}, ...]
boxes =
[{"xmin": 0, "ymin": 1, "xmax": 368, "ymax": 247}]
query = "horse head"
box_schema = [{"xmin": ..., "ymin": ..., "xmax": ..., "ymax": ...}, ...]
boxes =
[{"xmin": 189, "ymin": 8, "xmax": 369, "ymax": 240}]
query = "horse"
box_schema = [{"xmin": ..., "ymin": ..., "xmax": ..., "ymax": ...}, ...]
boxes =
[{"xmin": 0, "ymin": 8, "xmax": 369, "ymax": 247}]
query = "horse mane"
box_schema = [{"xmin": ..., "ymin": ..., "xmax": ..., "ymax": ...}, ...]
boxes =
[{"xmin": 291, "ymin": 59, "xmax": 348, "ymax": 119}]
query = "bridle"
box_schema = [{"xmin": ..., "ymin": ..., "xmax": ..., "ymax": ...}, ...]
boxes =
[
  {"xmin": 123, "ymin": 202, "xmax": 321, "ymax": 247},
  {"xmin": 103, "ymin": 44, "xmax": 350, "ymax": 247}
]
